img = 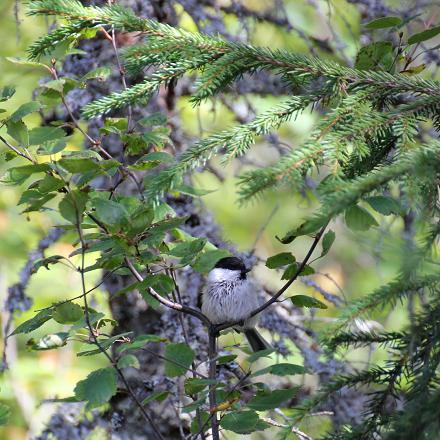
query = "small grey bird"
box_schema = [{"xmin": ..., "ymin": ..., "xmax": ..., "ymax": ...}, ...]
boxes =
[{"xmin": 201, "ymin": 256, "xmax": 269, "ymax": 352}]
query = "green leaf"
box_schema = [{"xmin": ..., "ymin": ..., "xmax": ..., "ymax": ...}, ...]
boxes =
[
  {"xmin": 74, "ymin": 367, "xmax": 117, "ymax": 410},
  {"xmin": 345, "ymin": 205, "xmax": 378, "ymax": 231},
  {"xmin": 168, "ymin": 238, "xmax": 207, "ymax": 264},
  {"xmin": 164, "ymin": 343, "xmax": 195, "ymax": 377},
  {"xmin": 321, "ymin": 229, "xmax": 335, "ymax": 257},
  {"xmin": 217, "ymin": 354, "xmax": 237, "ymax": 365},
  {"xmin": 408, "ymin": 25, "xmax": 440, "ymax": 45},
  {"xmin": 247, "ymin": 388, "xmax": 298, "ymax": 411},
  {"xmin": 117, "ymin": 333, "xmax": 167, "ymax": 353},
  {"xmin": 142, "ymin": 390, "xmax": 170, "ymax": 405},
  {"xmin": 278, "ymin": 219, "xmax": 326, "ymax": 244},
  {"xmin": 10, "ymin": 101, "xmax": 42, "ymax": 122},
  {"xmin": 185, "ymin": 378, "xmax": 217, "ymax": 395},
  {"xmin": 130, "ymin": 152, "xmax": 175, "ymax": 170},
  {"xmin": 0, "ymin": 85, "xmax": 16, "ymax": 102},
  {"xmin": 355, "ymin": 42, "xmax": 394, "ymax": 71},
  {"xmin": 6, "ymin": 119, "xmax": 29, "ymax": 147},
  {"xmin": 27, "ymin": 332, "xmax": 69, "ymax": 350},
  {"xmin": 11, "ymin": 309, "xmax": 53, "ymax": 335},
  {"xmin": 32, "ymin": 255, "xmax": 66, "ymax": 273},
  {"xmin": 117, "ymin": 354, "xmax": 140, "ymax": 369},
  {"xmin": 266, "ymin": 252, "xmax": 295, "ymax": 269},
  {"xmin": 58, "ymin": 157, "xmax": 101, "ymax": 173},
  {"xmin": 94, "ymin": 198, "xmax": 129, "ymax": 227},
  {"xmin": 220, "ymin": 410, "xmax": 260, "ymax": 434},
  {"xmin": 4, "ymin": 164, "xmax": 49, "ymax": 186},
  {"xmin": 247, "ymin": 348, "xmax": 275, "ymax": 363},
  {"xmin": 59, "ymin": 191, "xmax": 89, "ymax": 223},
  {"xmin": 100, "ymin": 117, "xmax": 128, "ymax": 135},
  {"xmin": 81, "ymin": 66, "xmax": 112, "ymax": 83},
  {"xmin": 252, "ymin": 363, "xmax": 307, "ymax": 377},
  {"xmin": 37, "ymin": 138, "xmax": 67, "ymax": 155},
  {"xmin": 364, "ymin": 16, "xmax": 402, "ymax": 29},
  {"xmin": 53, "ymin": 302, "xmax": 83, "ymax": 324},
  {"xmin": 141, "ymin": 274, "xmax": 175, "ymax": 296},
  {"xmin": 38, "ymin": 174, "xmax": 65, "ymax": 193},
  {"xmin": 365, "ymin": 196, "xmax": 402, "ymax": 216},
  {"xmin": 290, "ymin": 295, "xmax": 327, "ymax": 309},
  {"xmin": 42, "ymin": 78, "xmax": 78, "ymax": 95},
  {"xmin": 192, "ymin": 249, "xmax": 231, "ymax": 273},
  {"xmin": 6, "ymin": 57, "xmax": 48, "ymax": 70},
  {"xmin": 127, "ymin": 206, "xmax": 155, "ymax": 236},
  {"xmin": 0, "ymin": 403, "xmax": 11, "ymax": 426},
  {"xmin": 29, "ymin": 126, "xmax": 66, "ymax": 145}
]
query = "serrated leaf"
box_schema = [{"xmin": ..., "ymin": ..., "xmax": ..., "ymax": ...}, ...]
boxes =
[
  {"xmin": 365, "ymin": 196, "xmax": 402, "ymax": 216},
  {"xmin": 0, "ymin": 85, "xmax": 16, "ymax": 102},
  {"xmin": 94, "ymin": 198, "xmax": 129, "ymax": 227},
  {"xmin": 247, "ymin": 388, "xmax": 298, "ymax": 411},
  {"xmin": 168, "ymin": 238, "xmax": 207, "ymax": 265},
  {"xmin": 6, "ymin": 119, "xmax": 29, "ymax": 147},
  {"xmin": 117, "ymin": 354, "xmax": 140, "ymax": 369},
  {"xmin": 58, "ymin": 157, "xmax": 101, "ymax": 173},
  {"xmin": 58, "ymin": 191, "xmax": 89, "ymax": 224},
  {"xmin": 408, "ymin": 25, "xmax": 440, "ymax": 45},
  {"xmin": 220, "ymin": 410, "xmax": 260, "ymax": 434},
  {"xmin": 365, "ymin": 16, "xmax": 402, "ymax": 29},
  {"xmin": 290, "ymin": 295, "xmax": 327, "ymax": 309},
  {"xmin": 53, "ymin": 302, "xmax": 83, "ymax": 324},
  {"xmin": 252, "ymin": 363, "xmax": 307, "ymax": 377},
  {"xmin": 10, "ymin": 101, "xmax": 42, "ymax": 122},
  {"xmin": 164, "ymin": 343, "xmax": 195, "ymax": 377},
  {"xmin": 345, "ymin": 205, "xmax": 378, "ymax": 231},
  {"xmin": 321, "ymin": 229, "xmax": 335, "ymax": 257},
  {"xmin": 38, "ymin": 175, "xmax": 65, "ymax": 193},
  {"xmin": 11, "ymin": 309, "xmax": 53, "ymax": 335},
  {"xmin": 192, "ymin": 249, "xmax": 231, "ymax": 273},
  {"xmin": 74, "ymin": 367, "xmax": 117, "ymax": 409},
  {"xmin": 266, "ymin": 252, "xmax": 296, "ymax": 269},
  {"xmin": 29, "ymin": 126, "xmax": 66, "ymax": 145}
]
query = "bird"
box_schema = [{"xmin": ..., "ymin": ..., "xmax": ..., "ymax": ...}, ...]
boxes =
[{"xmin": 201, "ymin": 256, "xmax": 270, "ymax": 352}]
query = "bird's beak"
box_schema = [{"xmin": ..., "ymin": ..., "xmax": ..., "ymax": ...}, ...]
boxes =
[{"xmin": 245, "ymin": 268, "xmax": 251, "ymax": 273}]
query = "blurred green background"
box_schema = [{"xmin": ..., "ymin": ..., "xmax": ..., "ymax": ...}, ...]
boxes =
[{"xmin": 0, "ymin": 0, "xmax": 433, "ymax": 438}]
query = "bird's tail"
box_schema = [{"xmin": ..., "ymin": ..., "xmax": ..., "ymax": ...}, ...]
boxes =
[{"xmin": 244, "ymin": 329, "xmax": 270, "ymax": 352}]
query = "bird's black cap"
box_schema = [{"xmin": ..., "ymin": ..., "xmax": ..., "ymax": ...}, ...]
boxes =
[{"xmin": 214, "ymin": 257, "xmax": 250, "ymax": 274}]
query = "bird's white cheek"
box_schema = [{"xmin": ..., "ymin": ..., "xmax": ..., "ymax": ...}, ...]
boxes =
[{"xmin": 207, "ymin": 268, "xmax": 240, "ymax": 283}]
